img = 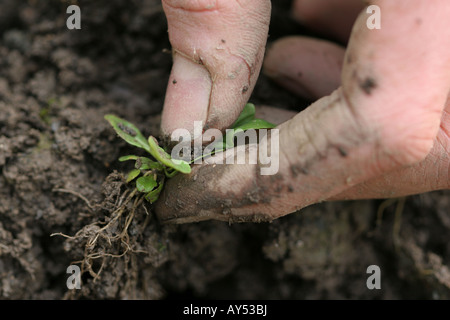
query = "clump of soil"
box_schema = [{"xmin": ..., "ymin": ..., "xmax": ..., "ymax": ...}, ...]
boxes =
[{"xmin": 0, "ymin": 0, "xmax": 449, "ymax": 299}]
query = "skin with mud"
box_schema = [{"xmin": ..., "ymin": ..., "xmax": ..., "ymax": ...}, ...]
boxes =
[{"xmin": 0, "ymin": 0, "xmax": 449, "ymax": 299}]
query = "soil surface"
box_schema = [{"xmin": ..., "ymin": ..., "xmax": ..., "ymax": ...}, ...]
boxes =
[{"xmin": 1, "ymin": 0, "xmax": 449, "ymax": 299}]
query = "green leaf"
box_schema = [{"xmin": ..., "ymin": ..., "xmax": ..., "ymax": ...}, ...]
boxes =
[
  {"xmin": 105, "ymin": 115, "xmax": 151, "ymax": 153},
  {"xmin": 135, "ymin": 157, "xmax": 164, "ymax": 171},
  {"xmin": 136, "ymin": 175, "xmax": 157, "ymax": 193},
  {"xmin": 119, "ymin": 155, "xmax": 139, "ymax": 162},
  {"xmin": 147, "ymin": 136, "xmax": 191, "ymax": 174},
  {"xmin": 144, "ymin": 182, "xmax": 164, "ymax": 203},
  {"xmin": 126, "ymin": 169, "xmax": 141, "ymax": 183},
  {"xmin": 164, "ymin": 167, "xmax": 179, "ymax": 178},
  {"xmin": 231, "ymin": 103, "xmax": 255, "ymax": 129},
  {"xmin": 188, "ymin": 104, "xmax": 277, "ymax": 163},
  {"xmin": 232, "ymin": 118, "xmax": 276, "ymax": 131}
]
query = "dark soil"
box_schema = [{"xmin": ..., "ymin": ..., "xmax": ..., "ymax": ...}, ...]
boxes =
[{"xmin": 1, "ymin": 0, "xmax": 449, "ymax": 299}]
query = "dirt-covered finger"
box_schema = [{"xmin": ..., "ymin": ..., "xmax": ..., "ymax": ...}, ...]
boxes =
[
  {"xmin": 263, "ymin": 36, "xmax": 345, "ymax": 101},
  {"xmin": 160, "ymin": 0, "xmax": 271, "ymax": 136},
  {"xmin": 292, "ymin": 0, "xmax": 364, "ymax": 43}
]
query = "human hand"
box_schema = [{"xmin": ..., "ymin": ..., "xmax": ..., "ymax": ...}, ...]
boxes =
[{"xmin": 156, "ymin": 0, "xmax": 450, "ymax": 223}]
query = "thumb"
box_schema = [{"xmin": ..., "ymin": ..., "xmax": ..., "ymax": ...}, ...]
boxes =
[{"xmin": 160, "ymin": 0, "xmax": 271, "ymax": 137}]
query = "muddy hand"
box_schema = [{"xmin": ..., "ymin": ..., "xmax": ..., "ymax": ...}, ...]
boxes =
[
  {"xmin": 160, "ymin": 0, "xmax": 271, "ymax": 136},
  {"xmin": 156, "ymin": 0, "xmax": 450, "ymax": 224}
]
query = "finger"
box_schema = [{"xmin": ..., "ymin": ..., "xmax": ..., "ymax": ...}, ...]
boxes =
[
  {"xmin": 342, "ymin": 0, "xmax": 450, "ymax": 163},
  {"xmin": 263, "ymin": 36, "xmax": 345, "ymax": 101},
  {"xmin": 156, "ymin": 104, "xmax": 296, "ymax": 223},
  {"xmin": 292, "ymin": 0, "xmax": 364, "ymax": 43},
  {"xmin": 160, "ymin": 0, "xmax": 271, "ymax": 137}
]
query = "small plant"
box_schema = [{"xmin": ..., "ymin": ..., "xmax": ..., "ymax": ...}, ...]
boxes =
[
  {"xmin": 51, "ymin": 104, "xmax": 275, "ymax": 287},
  {"xmin": 104, "ymin": 103, "xmax": 275, "ymax": 203},
  {"xmin": 104, "ymin": 114, "xmax": 191, "ymax": 204}
]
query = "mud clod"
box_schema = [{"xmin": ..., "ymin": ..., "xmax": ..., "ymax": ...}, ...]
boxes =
[
  {"xmin": 337, "ymin": 146, "xmax": 348, "ymax": 157},
  {"xmin": 359, "ymin": 77, "xmax": 377, "ymax": 95},
  {"xmin": 290, "ymin": 163, "xmax": 309, "ymax": 177}
]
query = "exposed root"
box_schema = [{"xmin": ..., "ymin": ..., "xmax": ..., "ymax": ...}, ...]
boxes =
[
  {"xmin": 52, "ymin": 172, "xmax": 152, "ymax": 295},
  {"xmin": 375, "ymin": 197, "xmax": 406, "ymax": 250},
  {"xmin": 52, "ymin": 188, "xmax": 98, "ymax": 211}
]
